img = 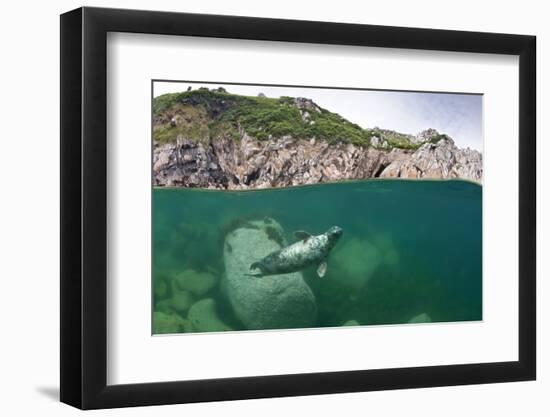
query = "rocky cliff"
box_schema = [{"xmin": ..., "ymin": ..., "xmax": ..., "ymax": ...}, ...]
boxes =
[{"xmin": 153, "ymin": 89, "xmax": 482, "ymax": 189}]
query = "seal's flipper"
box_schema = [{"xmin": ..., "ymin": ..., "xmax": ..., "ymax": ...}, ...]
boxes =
[
  {"xmin": 317, "ymin": 261, "xmax": 327, "ymax": 278},
  {"xmin": 250, "ymin": 262, "xmax": 262, "ymax": 271},
  {"xmin": 294, "ymin": 230, "xmax": 312, "ymax": 241},
  {"xmin": 247, "ymin": 262, "xmax": 264, "ymax": 277}
]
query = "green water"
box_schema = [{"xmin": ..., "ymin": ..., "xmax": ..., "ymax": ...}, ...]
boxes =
[{"xmin": 153, "ymin": 179, "xmax": 482, "ymax": 333}]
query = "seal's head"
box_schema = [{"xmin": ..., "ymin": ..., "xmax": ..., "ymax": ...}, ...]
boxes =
[{"xmin": 326, "ymin": 226, "xmax": 343, "ymax": 243}]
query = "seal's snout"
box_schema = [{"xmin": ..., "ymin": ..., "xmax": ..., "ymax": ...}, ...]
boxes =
[{"xmin": 328, "ymin": 226, "xmax": 343, "ymax": 239}]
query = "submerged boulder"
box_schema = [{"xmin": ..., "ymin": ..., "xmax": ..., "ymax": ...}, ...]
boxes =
[
  {"xmin": 223, "ymin": 218, "xmax": 317, "ymax": 330},
  {"xmin": 330, "ymin": 234, "xmax": 399, "ymax": 291},
  {"xmin": 153, "ymin": 311, "xmax": 191, "ymax": 334},
  {"xmin": 331, "ymin": 238, "xmax": 382, "ymax": 290},
  {"xmin": 342, "ymin": 319, "xmax": 360, "ymax": 326},
  {"xmin": 171, "ymin": 290, "xmax": 194, "ymax": 315},
  {"xmin": 154, "ymin": 277, "xmax": 169, "ymax": 300},
  {"xmin": 408, "ymin": 313, "xmax": 432, "ymax": 323},
  {"xmin": 174, "ymin": 269, "xmax": 218, "ymax": 297},
  {"xmin": 155, "ymin": 290, "xmax": 194, "ymax": 316},
  {"xmin": 188, "ymin": 298, "xmax": 233, "ymax": 332}
]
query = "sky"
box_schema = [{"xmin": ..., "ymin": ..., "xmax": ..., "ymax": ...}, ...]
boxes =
[{"xmin": 154, "ymin": 81, "xmax": 483, "ymax": 151}]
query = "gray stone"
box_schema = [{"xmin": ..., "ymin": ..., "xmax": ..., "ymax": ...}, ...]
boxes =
[
  {"xmin": 174, "ymin": 269, "xmax": 218, "ymax": 297},
  {"xmin": 171, "ymin": 290, "xmax": 194, "ymax": 315},
  {"xmin": 408, "ymin": 313, "xmax": 432, "ymax": 323},
  {"xmin": 188, "ymin": 298, "xmax": 233, "ymax": 332},
  {"xmin": 154, "ymin": 278, "xmax": 169, "ymax": 300},
  {"xmin": 155, "ymin": 299, "xmax": 174, "ymax": 314},
  {"xmin": 331, "ymin": 235, "xmax": 399, "ymax": 291},
  {"xmin": 380, "ymin": 138, "xmax": 482, "ymax": 183},
  {"xmin": 155, "ymin": 288, "xmax": 194, "ymax": 315},
  {"xmin": 153, "ymin": 311, "xmax": 191, "ymax": 334},
  {"xmin": 224, "ymin": 219, "xmax": 317, "ymax": 330}
]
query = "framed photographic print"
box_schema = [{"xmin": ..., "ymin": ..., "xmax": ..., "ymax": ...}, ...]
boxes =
[{"xmin": 60, "ymin": 6, "xmax": 536, "ymax": 409}]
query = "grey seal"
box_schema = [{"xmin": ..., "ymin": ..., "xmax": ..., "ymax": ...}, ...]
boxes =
[{"xmin": 249, "ymin": 226, "xmax": 343, "ymax": 278}]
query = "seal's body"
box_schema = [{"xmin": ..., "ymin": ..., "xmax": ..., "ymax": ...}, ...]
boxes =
[{"xmin": 250, "ymin": 226, "xmax": 343, "ymax": 278}]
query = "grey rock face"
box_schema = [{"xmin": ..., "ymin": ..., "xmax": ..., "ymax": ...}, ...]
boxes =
[
  {"xmin": 370, "ymin": 135, "xmax": 390, "ymax": 149},
  {"xmin": 223, "ymin": 219, "xmax": 317, "ymax": 330},
  {"xmin": 153, "ymin": 131, "xmax": 482, "ymax": 189},
  {"xmin": 379, "ymin": 138, "xmax": 482, "ymax": 182},
  {"xmin": 293, "ymin": 97, "xmax": 322, "ymax": 114},
  {"xmin": 153, "ymin": 138, "xmax": 234, "ymax": 188},
  {"xmin": 414, "ymin": 128, "xmax": 442, "ymax": 144}
]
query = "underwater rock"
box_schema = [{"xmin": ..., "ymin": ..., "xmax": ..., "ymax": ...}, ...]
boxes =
[
  {"xmin": 408, "ymin": 313, "xmax": 431, "ymax": 323},
  {"xmin": 155, "ymin": 299, "xmax": 174, "ymax": 314},
  {"xmin": 331, "ymin": 238, "xmax": 383, "ymax": 290},
  {"xmin": 153, "ymin": 311, "xmax": 190, "ymax": 334},
  {"xmin": 171, "ymin": 290, "xmax": 194, "ymax": 315},
  {"xmin": 342, "ymin": 319, "xmax": 360, "ymax": 326},
  {"xmin": 331, "ymin": 235, "xmax": 399, "ymax": 291},
  {"xmin": 188, "ymin": 298, "xmax": 233, "ymax": 332},
  {"xmin": 155, "ymin": 289, "xmax": 194, "ymax": 316},
  {"xmin": 174, "ymin": 269, "xmax": 218, "ymax": 297},
  {"xmin": 224, "ymin": 218, "xmax": 317, "ymax": 330},
  {"xmin": 154, "ymin": 277, "xmax": 169, "ymax": 300}
]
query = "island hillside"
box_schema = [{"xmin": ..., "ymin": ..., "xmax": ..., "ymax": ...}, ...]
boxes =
[{"xmin": 153, "ymin": 88, "xmax": 482, "ymax": 189}]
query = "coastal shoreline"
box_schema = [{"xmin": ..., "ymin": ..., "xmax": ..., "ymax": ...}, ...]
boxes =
[
  {"xmin": 152, "ymin": 177, "xmax": 483, "ymax": 193},
  {"xmin": 153, "ymin": 89, "xmax": 483, "ymax": 190}
]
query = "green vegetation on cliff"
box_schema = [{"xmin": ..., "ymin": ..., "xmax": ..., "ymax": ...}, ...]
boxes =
[{"xmin": 153, "ymin": 88, "xmax": 420, "ymax": 149}]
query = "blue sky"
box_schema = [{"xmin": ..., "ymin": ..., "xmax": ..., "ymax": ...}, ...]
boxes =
[{"xmin": 154, "ymin": 82, "xmax": 483, "ymax": 151}]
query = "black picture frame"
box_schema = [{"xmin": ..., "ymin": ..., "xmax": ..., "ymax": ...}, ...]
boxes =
[{"xmin": 60, "ymin": 6, "xmax": 536, "ymax": 410}]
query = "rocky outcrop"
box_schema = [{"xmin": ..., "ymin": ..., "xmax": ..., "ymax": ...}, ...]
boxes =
[
  {"xmin": 153, "ymin": 138, "xmax": 234, "ymax": 188},
  {"xmin": 223, "ymin": 218, "xmax": 317, "ymax": 330},
  {"xmin": 379, "ymin": 137, "xmax": 482, "ymax": 181},
  {"xmin": 153, "ymin": 131, "xmax": 482, "ymax": 189}
]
